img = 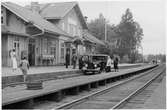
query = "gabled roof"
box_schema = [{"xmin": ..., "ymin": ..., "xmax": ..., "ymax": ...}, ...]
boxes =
[
  {"xmin": 39, "ymin": 2, "xmax": 76, "ymax": 19},
  {"xmin": 37, "ymin": 2, "xmax": 88, "ymax": 29},
  {"xmin": 83, "ymin": 31, "xmax": 105, "ymax": 46},
  {"xmin": 2, "ymin": 2, "xmax": 71, "ymax": 37}
]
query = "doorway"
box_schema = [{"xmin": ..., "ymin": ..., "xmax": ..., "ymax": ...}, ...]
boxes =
[
  {"xmin": 28, "ymin": 39, "xmax": 35, "ymax": 66},
  {"xmin": 66, "ymin": 48, "xmax": 71, "ymax": 65}
]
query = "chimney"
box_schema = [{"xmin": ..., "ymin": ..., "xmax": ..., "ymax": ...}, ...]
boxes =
[{"xmin": 31, "ymin": 2, "xmax": 40, "ymax": 13}]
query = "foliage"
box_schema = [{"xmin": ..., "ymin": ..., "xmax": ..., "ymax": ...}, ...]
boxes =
[
  {"xmin": 87, "ymin": 9, "xmax": 144, "ymax": 63},
  {"xmin": 146, "ymin": 54, "xmax": 166, "ymax": 63},
  {"xmin": 113, "ymin": 8, "xmax": 143, "ymax": 63},
  {"xmin": 88, "ymin": 13, "xmax": 105, "ymax": 40}
]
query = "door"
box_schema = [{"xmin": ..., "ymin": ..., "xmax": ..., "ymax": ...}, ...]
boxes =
[
  {"xmin": 13, "ymin": 38, "xmax": 20, "ymax": 60},
  {"xmin": 28, "ymin": 39, "xmax": 35, "ymax": 66},
  {"xmin": 66, "ymin": 48, "xmax": 71, "ymax": 65}
]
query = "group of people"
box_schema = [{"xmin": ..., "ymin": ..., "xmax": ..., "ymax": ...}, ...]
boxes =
[
  {"xmin": 10, "ymin": 49, "xmax": 29, "ymax": 82},
  {"xmin": 10, "ymin": 48, "xmax": 118, "ymax": 82},
  {"xmin": 65, "ymin": 51, "xmax": 119, "ymax": 73},
  {"xmin": 106, "ymin": 56, "xmax": 119, "ymax": 72}
]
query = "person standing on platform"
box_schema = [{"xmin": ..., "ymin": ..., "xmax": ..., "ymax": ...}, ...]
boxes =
[
  {"xmin": 114, "ymin": 57, "xmax": 119, "ymax": 72},
  {"xmin": 65, "ymin": 51, "xmax": 70, "ymax": 68},
  {"xmin": 105, "ymin": 56, "xmax": 112, "ymax": 72},
  {"xmin": 72, "ymin": 53, "xmax": 77, "ymax": 69},
  {"xmin": 10, "ymin": 49, "xmax": 18, "ymax": 72},
  {"xmin": 20, "ymin": 57, "xmax": 29, "ymax": 82},
  {"xmin": 79, "ymin": 56, "xmax": 84, "ymax": 69}
]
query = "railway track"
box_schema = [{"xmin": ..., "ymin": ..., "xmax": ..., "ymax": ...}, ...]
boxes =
[
  {"xmin": 53, "ymin": 64, "xmax": 165, "ymax": 109},
  {"xmin": 117, "ymin": 70, "xmax": 165, "ymax": 109}
]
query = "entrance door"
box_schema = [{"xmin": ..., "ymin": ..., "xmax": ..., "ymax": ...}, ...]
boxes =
[
  {"xmin": 13, "ymin": 38, "xmax": 20, "ymax": 60},
  {"xmin": 28, "ymin": 39, "xmax": 35, "ymax": 66},
  {"xmin": 66, "ymin": 48, "xmax": 71, "ymax": 65}
]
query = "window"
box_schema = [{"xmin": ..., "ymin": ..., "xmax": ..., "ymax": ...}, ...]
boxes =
[
  {"xmin": 67, "ymin": 24, "xmax": 70, "ymax": 34},
  {"xmin": 69, "ymin": 24, "xmax": 73, "ymax": 35},
  {"xmin": 62, "ymin": 22, "xmax": 65, "ymax": 31},
  {"xmin": 78, "ymin": 29, "xmax": 81, "ymax": 38},
  {"xmin": 43, "ymin": 38, "xmax": 47, "ymax": 54},
  {"xmin": 50, "ymin": 47, "xmax": 56, "ymax": 56},
  {"xmin": 13, "ymin": 37, "xmax": 20, "ymax": 57},
  {"xmin": 1, "ymin": 10, "xmax": 4, "ymax": 24},
  {"xmin": 61, "ymin": 43, "xmax": 65, "ymax": 60},
  {"xmin": 73, "ymin": 26, "xmax": 76, "ymax": 36}
]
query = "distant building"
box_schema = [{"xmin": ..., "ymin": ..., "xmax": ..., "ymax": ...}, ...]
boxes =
[{"xmin": 1, "ymin": 2, "xmax": 104, "ymax": 67}]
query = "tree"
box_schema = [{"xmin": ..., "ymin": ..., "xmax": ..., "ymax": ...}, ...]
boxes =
[
  {"xmin": 87, "ymin": 13, "xmax": 118, "ymax": 56},
  {"xmin": 115, "ymin": 8, "xmax": 143, "ymax": 63},
  {"xmin": 88, "ymin": 13, "xmax": 106, "ymax": 40},
  {"xmin": 87, "ymin": 9, "xmax": 143, "ymax": 63}
]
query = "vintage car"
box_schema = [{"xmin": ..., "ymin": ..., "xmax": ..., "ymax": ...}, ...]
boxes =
[{"xmin": 79, "ymin": 54, "xmax": 109, "ymax": 75}]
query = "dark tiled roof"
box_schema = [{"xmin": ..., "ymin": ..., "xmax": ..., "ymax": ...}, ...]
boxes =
[
  {"xmin": 2, "ymin": 2, "xmax": 70, "ymax": 37},
  {"xmin": 83, "ymin": 31, "xmax": 105, "ymax": 45}
]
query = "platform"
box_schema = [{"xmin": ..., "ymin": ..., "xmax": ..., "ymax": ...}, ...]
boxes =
[
  {"xmin": 2, "ymin": 63, "xmax": 143, "ymax": 77},
  {"xmin": 2, "ymin": 64, "xmax": 156, "ymax": 107},
  {"xmin": 2, "ymin": 63, "xmax": 143, "ymax": 86}
]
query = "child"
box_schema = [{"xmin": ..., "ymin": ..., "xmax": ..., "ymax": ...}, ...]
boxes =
[{"xmin": 20, "ymin": 57, "xmax": 29, "ymax": 82}]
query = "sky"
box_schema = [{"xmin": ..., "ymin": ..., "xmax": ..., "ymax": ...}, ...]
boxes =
[{"xmin": 1, "ymin": 0, "xmax": 166, "ymax": 55}]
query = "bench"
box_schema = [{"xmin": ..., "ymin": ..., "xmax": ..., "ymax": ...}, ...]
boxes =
[{"xmin": 41, "ymin": 55, "xmax": 55, "ymax": 65}]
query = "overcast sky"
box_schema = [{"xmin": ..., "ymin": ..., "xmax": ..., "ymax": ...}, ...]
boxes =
[{"xmin": 1, "ymin": 0, "xmax": 166, "ymax": 55}]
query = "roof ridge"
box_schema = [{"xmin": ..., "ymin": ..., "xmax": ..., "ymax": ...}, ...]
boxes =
[
  {"xmin": 38, "ymin": 1, "xmax": 77, "ymax": 6},
  {"xmin": 61, "ymin": 2, "xmax": 77, "ymax": 18}
]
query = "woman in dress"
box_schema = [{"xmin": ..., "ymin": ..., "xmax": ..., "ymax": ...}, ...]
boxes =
[{"xmin": 10, "ymin": 49, "xmax": 18, "ymax": 72}]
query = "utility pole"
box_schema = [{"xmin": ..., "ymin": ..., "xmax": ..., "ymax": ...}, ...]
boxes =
[{"xmin": 104, "ymin": 18, "xmax": 107, "ymax": 41}]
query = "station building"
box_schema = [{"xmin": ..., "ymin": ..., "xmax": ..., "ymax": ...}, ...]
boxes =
[{"xmin": 1, "ymin": 2, "xmax": 104, "ymax": 67}]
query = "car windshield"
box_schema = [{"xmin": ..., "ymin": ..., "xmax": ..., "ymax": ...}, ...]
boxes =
[
  {"xmin": 82, "ymin": 55, "xmax": 108, "ymax": 62},
  {"xmin": 92, "ymin": 56, "xmax": 107, "ymax": 62},
  {"xmin": 82, "ymin": 56, "xmax": 89, "ymax": 62}
]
